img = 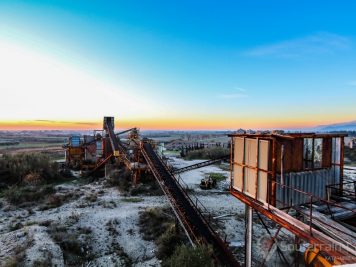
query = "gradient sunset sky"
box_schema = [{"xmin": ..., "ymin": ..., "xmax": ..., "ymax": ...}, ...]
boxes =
[{"xmin": 0, "ymin": 1, "xmax": 356, "ymax": 130}]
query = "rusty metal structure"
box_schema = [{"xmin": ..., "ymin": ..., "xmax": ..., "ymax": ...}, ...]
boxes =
[
  {"xmin": 173, "ymin": 155, "xmax": 229, "ymax": 174},
  {"xmin": 229, "ymin": 132, "xmax": 356, "ymax": 266},
  {"xmin": 141, "ymin": 142, "xmax": 239, "ymax": 266},
  {"xmin": 64, "ymin": 120, "xmax": 356, "ymax": 266},
  {"xmin": 64, "ymin": 117, "xmax": 240, "ymax": 266}
]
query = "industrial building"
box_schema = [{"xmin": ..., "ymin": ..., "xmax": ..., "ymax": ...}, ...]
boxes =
[
  {"xmin": 63, "ymin": 119, "xmax": 356, "ymax": 267},
  {"xmin": 229, "ymin": 132, "xmax": 355, "ymax": 266}
]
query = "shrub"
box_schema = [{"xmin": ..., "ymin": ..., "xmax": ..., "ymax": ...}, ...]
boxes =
[
  {"xmin": 207, "ymin": 172, "xmax": 227, "ymax": 182},
  {"xmin": 156, "ymin": 225, "xmax": 182, "ymax": 260},
  {"xmin": 0, "ymin": 153, "xmax": 61, "ymax": 185},
  {"xmin": 106, "ymin": 170, "xmax": 132, "ymax": 192},
  {"xmin": 184, "ymin": 147, "xmax": 229, "ymax": 160},
  {"xmin": 163, "ymin": 244, "xmax": 214, "ymax": 267},
  {"xmin": 48, "ymin": 223, "xmax": 93, "ymax": 266},
  {"xmin": 3, "ymin": 184, "xmax": 55, "ymax": 205},
  {"xmin": 130, "ymin": 181, "xmax": 163, "ymax": 196},
  {"xmin": 84, "ymin": 193, "xmax": 98, "ymax": 203},
  {"xmin": 122, "ymin": 197, "xmax": 144, "ymax": 203},
  {"xmin": 138, "ymin": 207, "xmax": 174, "ymax": 241}
]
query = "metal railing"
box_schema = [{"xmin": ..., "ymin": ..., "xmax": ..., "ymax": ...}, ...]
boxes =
[{"xmin": 271, "ymin": 179, "xmax": 356, "ymax": 239}]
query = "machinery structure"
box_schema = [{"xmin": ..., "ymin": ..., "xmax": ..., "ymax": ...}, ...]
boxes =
[
  {"xmin": 64, "ymin": 117, "xmax": 240, "ymax": 267},
  {"xmin": 64, "ymin": 119, "xmax": 356, "ymax": 266},
  {"xmin": 229, "ymin": 132, "xmax": 356, "ymax": 266}
]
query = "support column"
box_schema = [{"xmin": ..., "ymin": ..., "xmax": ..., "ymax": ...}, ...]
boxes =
[{"xmin": 245, "ymin": 205, "xmax": 253, "ymax": 267}]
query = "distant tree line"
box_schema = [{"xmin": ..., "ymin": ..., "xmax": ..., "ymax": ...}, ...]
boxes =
[{"xmin": 180, "ymin": 142, "xmax": 230, "ymax": 158}]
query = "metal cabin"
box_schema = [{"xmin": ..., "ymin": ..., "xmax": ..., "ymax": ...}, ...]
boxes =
[
  {"xmin": 229, "ymin": 132, "xmax": 356, "ymax": 267},
  {"xmin": 229, "ymin": 132, "xmax": 346, "ymax": 207}
]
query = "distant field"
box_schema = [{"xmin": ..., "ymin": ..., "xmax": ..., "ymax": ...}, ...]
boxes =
[
  {"xmin": 0, "ymin": 142, "xmax": 63, "ymax": 149},
  {"xmin": 0, "ymin": 140, "xmax": 65, "ymax": 161}
]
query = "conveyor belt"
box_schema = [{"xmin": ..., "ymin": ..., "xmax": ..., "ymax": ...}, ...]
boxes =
[
  {"xmin": 141, "ymin": 142, "xmax": 239, "ymax": 267},
  {"xmin": 174, "ymin": 155, "xmax": 229, "ymax": 174}
]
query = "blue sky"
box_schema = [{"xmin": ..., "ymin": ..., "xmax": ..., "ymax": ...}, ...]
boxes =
[{"xmin": 0, "ymin": 1, "xmax": 355, "ymax": 129}]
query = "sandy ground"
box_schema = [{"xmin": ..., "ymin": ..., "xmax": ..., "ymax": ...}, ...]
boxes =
[
  {"xmin": 0, "ymin": 155, "xmax": 300, "ymax": 266},
  {"xmin": 0, "ymin": 180, "xmax": 166, "ymax": 266},
  {"xmin": 166, "ymin": 155, "xmax": 297, "ymax": 266}
]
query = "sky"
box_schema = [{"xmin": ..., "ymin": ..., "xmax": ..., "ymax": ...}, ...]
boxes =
[{"xmin": 0, "ymin": 0, "xmax": 356, "ymax": 130}]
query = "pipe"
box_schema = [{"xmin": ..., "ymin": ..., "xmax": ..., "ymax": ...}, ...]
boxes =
[{"xmin": 245, "ymin": 205, "xmax": 253, "ymax": 267}]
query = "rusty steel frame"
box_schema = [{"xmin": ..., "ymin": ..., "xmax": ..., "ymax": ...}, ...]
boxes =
[
  {"xmin": 173, "ymin": 155, "xmax": 229, "ymax": 174},
  {"xmin": 230, "ymin": 189, "xmax": 356, "ymax": 264},
  {"xmin": 256, "ymin": 211, "xmax": 290, "ymax": 267},
  {"xmin": 229, "ymin": 134, "xmax": 356, "ymax": 265},
  {"xmin": 141, "ymin": 142, "xmax": 240, "ymax": 267}
]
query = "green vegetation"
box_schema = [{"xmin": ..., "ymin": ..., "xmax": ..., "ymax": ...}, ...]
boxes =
[
  {"xmin": 1, "ymin": 235, "xmax": 33, "ymax": 267},
  {"xmin": 122, "ymin": 197, "xmax": 144, "ymax": 203},
  {"xmin": 156, "ymin": 225, "xmax": 183, "ymax": 260},
  {"xmin": 138, "ymin": 207, "xmax": 174, "ymax": 241},
  {"xmin": 138, "ymin": 207, "xmax": 198, "ymax": 263},
  {"xmin": 48, "ymin": 222, "xmax": 94, "ymax": 266},
  {"xmin": 0, "ymin": 153, "xmax": 61, "ymax": 184},
  {"xmin": 106, "ymin": 169, "xmax": 132, "ymax": 192},
  {"xmin": 130, "ymin": 181, "xmax": 163, "ymax": 196},
  {"xmin": 344, "ymin": 147, "xmax": 356, "ymax": 166},
  {"xmin": 206, "ymin": 172, "xmax": 227, "ymax": 182},
  {"xmin": 184, "ymin": 147, "xmax": 229, "ymax": 160},
  {"xmin": 163, "ymin": 244, "xmax": 214, "ymax": 267},
  {"xmin": 0, "ymin": 153, "xmax": 69, "ymax": 206},
  {"xmin": 3, "ymin": 184, "xmax": 55, "ymax": 205}
]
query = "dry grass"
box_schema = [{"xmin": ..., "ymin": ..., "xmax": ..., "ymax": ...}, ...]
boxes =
[
  {"xmin": 138, "ymin": 207, "xmax": 174, "ymax": 241},
  {"xmin": 122, "ymin": 197, "xmax": 144, "ymax": 203},
  {"xmin": 48, "ymin": 222, "xmax": 94, "ymax": 266},
  {"xmin": 163, "ymin": 244, "xmax": 214, "ymax": 267},
  {"xmin": 3, "ymin": 184, "xmax": 55, "ymax": 206}
]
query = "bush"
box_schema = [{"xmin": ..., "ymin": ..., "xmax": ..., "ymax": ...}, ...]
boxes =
[
  {"xmin": 156, "ymin": 225, "xmax": 182, "ymax": 260},
  {"xmin": 207, "ymin": 172, "xmax": 227, "ymax": 182},
  {"xmin": 138, "ymin": 207, "xmax": 174, "ymax": 241},
  {"xmin": 122, "ymin": 197, "xmax": 144, "ymax": 203},
  {"xmin": 49, "ymin": 223, "xmax": 94, "ymax": 266},
  {"xmin": 3, "ymin": 184, "xmax": 55, "ymax": 205},
  {"xmin": 130, "ymin": 181, "xmax": 163, "ymax": 196},
  {"xmin": 184, "ymin": 147, "xmax": 229, "ymax": 160},
  {"xmin": 163, "ymin": 244, "xmax": 214, "ymax": 267},
  {"xmin": 106, "ymin": 170, "xmax": 132, "ymax": 192},
  {"xmin": 0, "ymin": 153, "xmax": 61, "ymax": 185}
]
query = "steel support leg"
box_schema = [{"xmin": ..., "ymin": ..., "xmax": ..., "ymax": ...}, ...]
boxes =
[{"xmin": 245, "ymin": 205, "xmax": 253, "ymax": 267}]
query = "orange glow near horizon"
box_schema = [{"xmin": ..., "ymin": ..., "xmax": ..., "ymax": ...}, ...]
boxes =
[{"xmin": 0, "ymin": 116, "xmax": 351, "ymax": 131}]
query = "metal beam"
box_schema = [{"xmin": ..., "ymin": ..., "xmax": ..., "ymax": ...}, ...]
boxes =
[
  {"xmin": 231, "ymin": 189, "xmax": 356, "ymax": 264},
  {"xmin": 173, "ymin": 155, "xmax": 229, "ymax": 174},
  {"xmin": 245, "ymin": 205, "xmax": 253, "ymax": 267}
]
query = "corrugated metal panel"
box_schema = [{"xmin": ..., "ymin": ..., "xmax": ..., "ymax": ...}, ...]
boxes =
[{"xmin": 277, "ymin": 168, "xmax": 335, "ymax": 207}]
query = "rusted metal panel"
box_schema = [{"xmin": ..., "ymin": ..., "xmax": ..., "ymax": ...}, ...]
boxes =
[
  {"xmin": 276, "ymin": 138, "xmax": 304, "ymax": 173},
  {"xmin": 258, "ymin": 140, "xmax": 269, "ymax": 202},
  {"xmin": 232, "ymin": 137, "xmax": 270, "ymax": 203},
  {"xmin": 322, "ymin": 137, "xmax": 332, "ymax": 168}
]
